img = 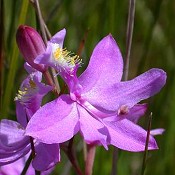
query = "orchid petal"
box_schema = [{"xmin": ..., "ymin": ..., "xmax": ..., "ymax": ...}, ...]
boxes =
[
  {"xmin": 78, "ymin": 105, "xmax": 108, "ymax": 149},
  {"xmin": 32, "ymin": 143, "xmax": 60, "ymax": 171},
  {"xmin": 35, "ymin": 79, "xmax": 53, "ymax": 96},
  {"xmin": 20, "ymin": 70, "xmax": 42, "ymax": 89},
  {"xmin": 0, "ymin": 153, "xmax": 34, "ymax": 175},
  {"xmin": 0, "ymin": 120, "xmax": 29, "ymax": 152},
  {"xmin": 34, "ymin": 43, "xmax": 52, "ymax": 66},
  {"xmin": 26, "ymin": 95, "xmax": 80, "ymax": 144},
  {"xmin": 50, "ymin": 28, "xmax": 66, "ymax": 48},
  {"xmin": 79, "ymin": 34, "xmax": 123, "ymax": 93},
  {"xmin": 15, "ymin": 72, "xmax": 52, "ymax": 124},
  {"xmin": 0, "ymin": 153, "xmax": 53, "ymax": 175},
  {"xmin": 150, "ymin": 128, "xmax": 165, "ymax": 136},
  {"xmin": 0, "ymin": 146, "xmax": 30, "ymax": 166},
  {"xmin": 0, "ymin": 157, "xmax": 30, "ymax": 175},
  {"xmin": 104, "ymin": 119, "xmax": 158, "ymax": 151},
  {"xmin": 15, "ymin": 101, "xmax": 28, "ymax": 128},
  {"xmin": 24, "ymin": 62, "xmax": 37, "ymax": 74},
  {"xmin": 83, "ymin": 68, "xmax": 166, "ymax": 112},
  {"xmin": 34, "ymin": 29, "xmax": 66, "ymax": 69}
]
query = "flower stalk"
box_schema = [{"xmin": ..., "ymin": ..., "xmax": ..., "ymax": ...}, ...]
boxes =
[
  {"xmin": 62, "ymin": 139, "xmax": 83, "ymax": 175},
  {"xmin": 33, "ymin": 0, "xmax": 47, "ymax": 44},
  {"xmin": 141, "ymin": 113, "xmax": 153, "ymax": 175},
  {"xmin": 123, "ymin": 0, "xmax": 136, "ymax": 81},
  {"xmin": 20, "ymin": 153, "xmax": 33, "ymax": 175},
  {"xmin": 85, "ymin": 144, "xmax": 96, "ymax": 175}
]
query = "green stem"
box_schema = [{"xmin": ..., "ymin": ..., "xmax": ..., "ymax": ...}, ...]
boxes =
[
  {"xmin": 35, "ymin": 170, "xmax": 41, "ymax": 175},
  {"xmin": 29, "ymin": 137, "xmax": 41, "ymax": 175},
  {"xmin": 110, "ymin": 148, "xmax": 119, "ymax": 175},
  {"xmin": 123, "ymin": 0, "xmax": 136, "ymax": 81},
  {"xmin": 111, "ymin": 0, "xmax": 136, "ymax": 174},
  {"xmin": 32, "ymin": 1, "xmax": 61, "ymax": 95},
  {"xmin": 85, "ymin": 144, "xmax": 96, "ymax": 175},
  {"xmin": 65, "ymin": 138, "xmax": 84, "ymax": 175},
  {"xmin": 43, "ymin": 24, "xmax": 61, "ymax": 94},
  {"xmin": 34, "ymin": 0, "xmax": 47, "ymax": 44},
  {"xmin": 20, "ymin": 153, "xmax": 33, "ymax": 175},
  {"xmin": 141, "ymin": 113, "xmax": 152, "ymax": 175}
]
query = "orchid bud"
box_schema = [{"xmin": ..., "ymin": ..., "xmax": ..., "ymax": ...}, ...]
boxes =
[{"xmin": 16, "ymin": 25, "xmax": 47, "ymax": 72}]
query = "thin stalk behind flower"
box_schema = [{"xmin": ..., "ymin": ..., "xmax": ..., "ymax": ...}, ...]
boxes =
[
  {"xmin": 123, "ymin": 0, "xmax": 136, "ymax": 81},
  {"xmin": 111, "ymin": 0, "xmax": 136, "ymax": 175},
  {"xmin": 141, "ymin": 113, "xmax": 152, "ymax": 175},
  {"xmin": 32, "ymin": 0, "xmax": 61, "ymax": 95},
  {"xmin": 35, "ymin": 170, "xmax": 41, "ymax": 175},
  {"xmin": 85, "ymin": 144, "xmax": 96, "ymax": 175},
  {"xmin": 44, "ymin": 24, "xmax": 61, "ymax": 94},
  {"xmin": 61, "ymin": 139, "xmax": 83, "ymax": 175},
  {"xmin": 33, "ymin": 0, "xmax": 47, "ymax": 44},
  {"xmin": 21, "ymin": 153, "xmax": 33, "ymax": 175}
]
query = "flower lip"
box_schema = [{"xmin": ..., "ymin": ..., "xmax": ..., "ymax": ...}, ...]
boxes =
[
  {"xmin": 50, "ymin": 43, "xmax": 81, "ymax": 73},
  {"xmin": 14, "ymin": 77, "xmax": 38, "ymax": 105},
  {"xmin": 117, "ymin": 105, "xmax": 129, "ymax": 115}
]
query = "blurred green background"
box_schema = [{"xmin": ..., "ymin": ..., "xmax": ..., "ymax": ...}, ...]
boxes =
[{"xmin": 0, "ymin": 0, "xmax": 175, "ymax": 174}]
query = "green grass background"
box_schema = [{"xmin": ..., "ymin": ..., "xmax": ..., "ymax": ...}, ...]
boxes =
[{"xmin": 1, "ymin": 0, "xmax": 175, "ymax": 174}]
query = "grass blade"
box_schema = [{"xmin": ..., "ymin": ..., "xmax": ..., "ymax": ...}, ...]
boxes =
[{"xmin": 2, "ymin": 0, "xmax": 29, "ymax": 116}]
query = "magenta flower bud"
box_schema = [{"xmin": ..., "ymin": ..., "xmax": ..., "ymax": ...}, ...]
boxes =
[{"xmin": 16, "ymin": 25, "xmax": 47, "ymax": 72}]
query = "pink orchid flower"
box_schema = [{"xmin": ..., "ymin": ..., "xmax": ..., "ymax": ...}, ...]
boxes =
[
  {"xmin": 26, "ymin": 29, "xmax": 166, "ymax": 152},
  {"xmin": 0, "ymin": 65, "xmax": 60, "ymax": 171}
]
